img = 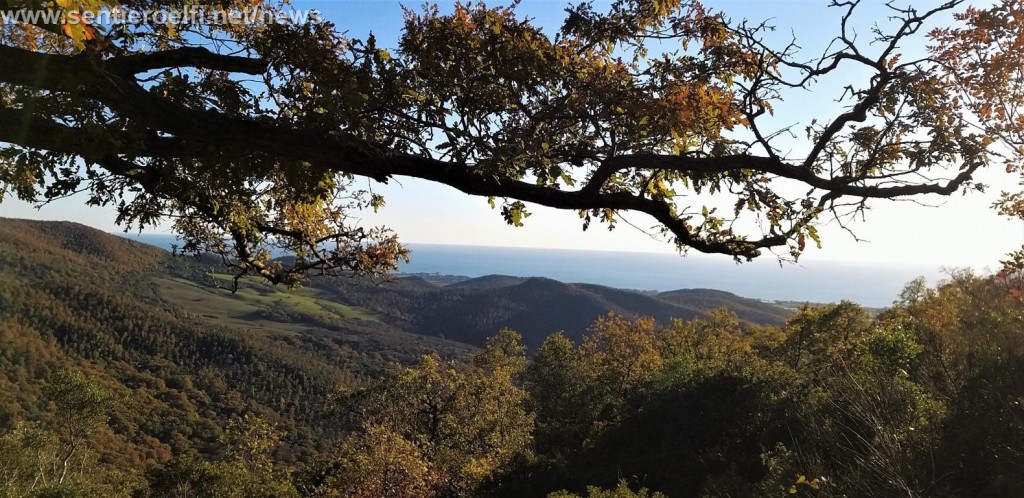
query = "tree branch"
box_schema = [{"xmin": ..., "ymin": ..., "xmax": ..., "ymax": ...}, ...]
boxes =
[
  {"xmin": 105, "ymin": 47, "xmax": 266, "ymax": 75},
  {"xmin": 0, "ymin": 2, "xmax": 988, "ymax": 265}
]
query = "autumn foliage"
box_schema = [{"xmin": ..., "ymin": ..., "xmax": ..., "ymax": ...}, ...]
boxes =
[{"xmin": 0, "ymin": 0, "xmax": 1022, "ymax": 284}]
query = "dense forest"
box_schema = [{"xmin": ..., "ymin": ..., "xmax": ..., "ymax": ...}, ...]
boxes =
[
  {"xmin": 2, "ymin": 219, "xmax": 1024, "ymax": 497},
  {"xmin": 0, "ymin": 219, "xmax": 471, "ymax": 484}
]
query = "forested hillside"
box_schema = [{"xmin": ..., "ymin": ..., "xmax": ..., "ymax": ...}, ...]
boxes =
[
  {"xmin": 0, "ymin": 219, "xmax": 470, "ymax": 472},
  {"xmin": 312, "ymin": 274, "xmax": 791, "ymax": 349},
  {"xmin": 0, "ymin": 219, "xmax": 791, "ymax": 490},
  {"xmin": 3, "ymin": 219, "xmax": 1024, "ymax": 497}
]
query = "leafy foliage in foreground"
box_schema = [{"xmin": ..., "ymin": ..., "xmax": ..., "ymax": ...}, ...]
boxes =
[{"xmin": 317, "ymin": 271, "xmax": 1024, "ymax": 498}]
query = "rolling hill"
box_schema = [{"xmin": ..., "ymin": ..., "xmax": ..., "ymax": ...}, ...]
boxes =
[
  {"xmin": 0, "ymin": 218, "xmax": 470, "ymax": 469},
  {"xmin": 312, "ymin": 274, "xmax": 792, "ymax": 349},
  {"xmin": 2, "ymin": 218, "xmax": 792, "ymax": 353},
  {"xmin": 656, "ymin": 288, "xmax": 793, "ymax": 326},
  {"xmin": 0, "ymin": 217, "xmax": 795, "ymax": 474}
]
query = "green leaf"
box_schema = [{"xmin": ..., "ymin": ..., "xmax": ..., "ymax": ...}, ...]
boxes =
[{"xmin": 807, "ymin": 225, "xmax": 822, "ymax": 249}]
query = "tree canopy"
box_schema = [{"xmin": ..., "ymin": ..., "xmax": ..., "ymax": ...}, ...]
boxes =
[{"xmin": 0, "ymin": 0, "xmax": 1020, "ymax": 283}]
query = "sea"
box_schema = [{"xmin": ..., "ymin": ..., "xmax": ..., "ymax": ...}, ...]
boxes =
[
  {"xmin": 122, "ymin": 234, "xmax": 955, "ymax": 308},
  {"xmin": 394, "ymin": 244, "xmax": 953, "ymax": 308}
]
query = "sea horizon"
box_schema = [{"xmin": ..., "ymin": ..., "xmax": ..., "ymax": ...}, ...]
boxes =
[{"xmin": 120, "ymin": 233, "xmax": 963, "ymax": 308}]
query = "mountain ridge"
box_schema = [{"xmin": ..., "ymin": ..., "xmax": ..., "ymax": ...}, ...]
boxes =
[
  {"xmin": 0, "ymin": 217, "xmax": 793, "ymax": 477},
  {"xmin": 1, "ymin": 218, "xmax": 793, "ymax": 350}
]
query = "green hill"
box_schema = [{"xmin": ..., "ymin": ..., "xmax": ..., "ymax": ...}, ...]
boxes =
[
  {"xmin": 446, "ymin": 274, "xmax": 529, "ymax": 289},
  {"xmin": 0, "ymin": 218, "xmax": 470, "ymax": 470},
  {"xmin": 0, "ymin": 217, "xmax": 793, "ymax": 466},
  {"xmin": 313, "ymin": 274, "xmax": 792, "ymax": 349},
  {"xmin": 656, "ymin": 288, "xmax": 791, "ymax": 325}
]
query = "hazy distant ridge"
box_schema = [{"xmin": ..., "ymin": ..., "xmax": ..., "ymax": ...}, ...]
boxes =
[{"xmin": 314, "ymin": 273, "xmax": 792, "ymax": 349}]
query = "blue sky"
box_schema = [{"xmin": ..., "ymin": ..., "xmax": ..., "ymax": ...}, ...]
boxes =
[{"xmin": 3, "ymin": 0, "xmax": 1021, "ymax": 267}]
